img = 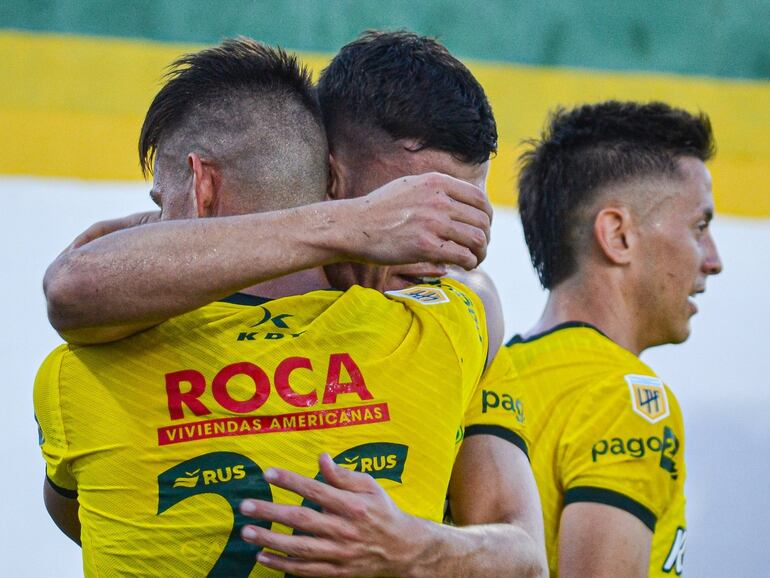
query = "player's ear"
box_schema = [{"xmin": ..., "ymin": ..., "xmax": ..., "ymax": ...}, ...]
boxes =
[
  {"xmin": 594, "ymin": 206, "xmax": 635, "ymax": 265},
  {"xmin": 399, "ymin": 138, "xmax": 423, "ymax": 153},
  {"xmin": 327, "ymin": 152, "xmax": 349, "ymax": 201},
  {"xmin": 188, "ymin": 153, "xmax": 218, "ymax": 218}
]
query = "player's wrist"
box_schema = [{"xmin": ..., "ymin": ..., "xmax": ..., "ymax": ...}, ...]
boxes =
[
  {"xmin": 276, "ymin": 200, "xmax": 349, "ymax": 265},
  {"xmin": 391, "ymin": 516, "xmax": 445, "ymax": 578},
  {"xmin": 298, "ymin": 198, "xmax": 369, "ymax": 263}
]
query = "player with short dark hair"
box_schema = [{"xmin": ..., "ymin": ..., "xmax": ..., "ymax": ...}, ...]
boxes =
[
  {"xmin": 508, "ymin": 100, "xmax": 722, "ymax": 577},
  {"xmin": 38, "ymin": 34, "xmax": 546, "ymax": 577},
  {"xmin": 519, "ymin": 100, "xmax": 715, "ymax": 292},
  {"xmin": 234, "ymin": 31, "xmax": 543, "ymax": 577},
  {"xmin": 317, "ymin": 30, "xmax": 497, "ymax": 166},
  {"xmin": 314, "ymin": 29, "xmax": 499, "ymax": 294}
]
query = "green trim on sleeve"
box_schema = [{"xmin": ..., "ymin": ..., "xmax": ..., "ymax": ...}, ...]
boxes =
[
  {"xmin": 564, "ymin": 486, "xmax": 656, "ymax": 531},
  {"xmin": 46, "ymin": 475, "xmax": 78, "ymax": 499},
  {"xmin": 464, "ymin": 424, "xmax": 529, "ymax": 459}
]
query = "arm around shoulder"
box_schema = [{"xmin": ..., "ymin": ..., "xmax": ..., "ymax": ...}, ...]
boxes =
[{"xmin": 44, "ymin": 174, "xmax": 493, "ymax": 344}]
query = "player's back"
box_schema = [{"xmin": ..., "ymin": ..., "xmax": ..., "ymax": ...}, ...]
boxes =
[
  {"xmin": 35, "ymin": 280, "xmax": 487, "ymax": 577},
  {"xmin": 505, "ymin": 322, "xmax": 686, "ymax": 577}
]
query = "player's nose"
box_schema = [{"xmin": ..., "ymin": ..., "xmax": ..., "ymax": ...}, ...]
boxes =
[{"xmin": 702, "ymin": 232, "xmax": 723, "ymax": 276}]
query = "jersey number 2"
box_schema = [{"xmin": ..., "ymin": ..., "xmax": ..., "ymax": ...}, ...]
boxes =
[
  {"xmin": 157, "ymin": 451, "xmax": 271, "ymax": 577},
  {"xmin": 157, "ymin": 443, "xmax": 408, "ymax": 577}
]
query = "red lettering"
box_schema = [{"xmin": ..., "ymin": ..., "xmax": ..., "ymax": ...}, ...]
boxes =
[
  {"xmin": 166, "ymin": 369, "xmax": 210, "ymax": 420},
  {"xmin": 274, "ymin": 357, "xmax": 318, "ymax": 407},
  {"xmin": 323, "ymin": 353, "xmax": 373, "ymax": 404},
  {"xmin": 212, "ymin": 362, "xmax": 270, "ymax": 413}
]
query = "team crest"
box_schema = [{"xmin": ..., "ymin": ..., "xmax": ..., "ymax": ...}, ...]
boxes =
[
  {"xmin": 385, "ymin": 286, "xmax": 449, "ymax": 305},
  {"xmin": 626, "ymin": 374, "xmax": 669, "ymax": 423}
]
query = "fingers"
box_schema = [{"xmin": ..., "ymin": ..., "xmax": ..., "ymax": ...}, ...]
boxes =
[
  {"xmin": 422, "ymin": 173, "xmax": 492, "ymax": 222},
  {"xmin": 442, "ymin": 221, "xmax": 488, "ymax": 265},
  {"xmin": 242, "ymin": 524, "xmax": 341, "ymax": 561},
  {"xmin": 444, "ymin": 193, "xmax": 492, "ymax": 243},
  {"xmin": 67, "ymin": 211, "xmax": 161, "ymax": 250},
  {"xmin": 259, "ymin": 466, "xmax": 358, "ymax": 516},
  {"xmin": 256, "ymin": 550, "xmax": 346, "ymax": 577},
  {"xmin": 240, "ymin": 499, "xmax": 339, "ymax": 536},
  {"xmin": 318, "ymin": 453, "xmax": 380, "ymax": 494},
  {"xmin": 414, "ymin": 174, "xmax": 491, "ymax": 267},
  {"xmin": 68, "ymin": 222, "xmax": 110, "ymax": 250}
]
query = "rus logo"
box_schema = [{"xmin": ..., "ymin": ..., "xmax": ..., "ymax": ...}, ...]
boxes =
[{"xmin": 172, "ymin": 465, "xmax": 247, "ymax": 489}]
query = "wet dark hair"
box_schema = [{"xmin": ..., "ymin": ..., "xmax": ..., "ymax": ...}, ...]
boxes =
[
  {"xmin": 139, "ymin": 37, "xmax": 322, "ymax": 177},
  {"xmin": 518, "ymin": 100, "xmax": 715, "ymax": 289},
  {"xmin": 317, "ymin": 30, "xmax": 497, "ymax": 164}
]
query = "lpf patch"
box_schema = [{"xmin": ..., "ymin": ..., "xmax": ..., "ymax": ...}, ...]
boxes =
[
  {"xmin": 625, "ymin": 374, "xmax": 669, "ymax": 423},
  {"xmin": 385, "ymin": 286, "xmax": 449, "ymax": 305}
]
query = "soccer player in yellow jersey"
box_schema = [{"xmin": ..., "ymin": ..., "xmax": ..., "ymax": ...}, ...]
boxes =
[
  {"xmin": 508, "ymin": 101, "xmax": 723, "ymax": 577},
  {"xmin": 38, "ymin": 35, "xmax": 545, "ymax": 577}
]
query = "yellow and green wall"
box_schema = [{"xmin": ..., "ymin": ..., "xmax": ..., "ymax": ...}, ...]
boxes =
[
  {"xmin": 4, "ymin": 4, "xmax": 770, "ymax": 578},
  {"xmin": 2, "ymin": 0, "xmax": 768, "ymax": 216}
]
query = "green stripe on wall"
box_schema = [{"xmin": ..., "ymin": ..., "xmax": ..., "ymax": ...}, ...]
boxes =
[
  {"xmin": 2, "ymin": 0, "xmax": 769, "ymax": 80},
  {"xmin": 2, "ymin": 31, "xmax": 768, "ymax": 217}
]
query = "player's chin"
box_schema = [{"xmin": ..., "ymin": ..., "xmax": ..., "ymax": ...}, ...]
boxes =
[{"xmin": 669, "ymin": 320, "xmax": 692, "ymax": 345}]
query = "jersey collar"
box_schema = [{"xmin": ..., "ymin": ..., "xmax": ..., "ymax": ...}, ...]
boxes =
[
  {"xmin": 218, "ymin": 293, "xmax": 273, "ymax": 306},
  {"xmin": 505, "ymin": 321, "xmax": 607, "ymax": 346}
]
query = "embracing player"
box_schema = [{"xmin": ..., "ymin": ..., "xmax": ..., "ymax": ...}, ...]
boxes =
[
  {"xmin": 508, "ymin": 101, "xmax": 722, "ymax": 577},
  {"xmin": 36, "ymin": 35, "xmax": 545, "ymax": 577}
]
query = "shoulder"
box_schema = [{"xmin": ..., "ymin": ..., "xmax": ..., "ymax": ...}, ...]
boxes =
[
  {"xmin": 34, "ymin": 345, "xmax": 70, "ymax": 398},
  {"xmin": 583, "ymin": 347, "xmax": 680, "ymax": 422},
  {"xmin": 33, "ymin": 345, "xmax": 71, "ymax": 444},
  {"xmin": 561, "ymin": 366, "xmax": 685, "ymax": 489},
  {"xmin": 385, "ymin": 277, "xmax": 486, "ymax": 334}
]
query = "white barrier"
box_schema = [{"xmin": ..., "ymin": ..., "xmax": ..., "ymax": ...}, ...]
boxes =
[{"xmin": 2, "ymin": 177, "xmax": 768, "ymax": 577}]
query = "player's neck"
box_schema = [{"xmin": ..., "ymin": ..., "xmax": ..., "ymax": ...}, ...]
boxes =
[
  {"xmin": 239, "ymin": 267, "xmax": 333, "ymax": 300},
  {"xmin": 527, "ymin": 274, "xmax": 645, "ymax": 356}
]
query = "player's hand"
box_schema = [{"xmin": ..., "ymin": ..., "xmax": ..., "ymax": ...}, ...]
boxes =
[
  {"xmin": 66, "ymin": 210, "xmax": 161, "ymax": 250},
  {"xmin": 240, "ymin": 453, "xmax": 428, "ymax": 577},
  {"xmin": 341, "ymin": 172, "xmax": 493, "ymax": 270}
]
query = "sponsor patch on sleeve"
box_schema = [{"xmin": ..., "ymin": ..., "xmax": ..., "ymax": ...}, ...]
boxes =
[
  {"xmin": 385, "ymin": 286, "xmax": 450, "ymax": 305},
  {"xmin": 625, "ymin": 374, "xmax": 670, "ymax": 424}
]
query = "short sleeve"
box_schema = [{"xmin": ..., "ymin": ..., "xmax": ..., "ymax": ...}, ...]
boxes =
[
  {"xmin": 560, "ymin": 373, "xmax": 684, "ymax": 531},
  {"xmin": 33, "ymin": 345, "xmax": 77, "ymax": 497},
  {"xmin": 385, "ymin": 279, "xmax": 488, "ymax": 393},
  {"xmin": 462, "ymin": 350, "xmax": 529, "ymax": 457}
]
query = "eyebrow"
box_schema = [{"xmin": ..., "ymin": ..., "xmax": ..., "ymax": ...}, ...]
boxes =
[{"xmin": 703, "ymin": 207, "xmax": 714, "ymax": 221}]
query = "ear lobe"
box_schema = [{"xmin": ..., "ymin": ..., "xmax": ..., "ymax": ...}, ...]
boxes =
[
  {"xmin": 188, "ymin": 153, "xmax": 217, "ymax": 217},
  {"xmin": 594, "ymin": 207, "xmax": 634, "ymax": 265}
]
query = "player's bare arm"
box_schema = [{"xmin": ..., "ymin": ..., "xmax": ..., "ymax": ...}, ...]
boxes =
[
  {"xmin": 64, "ymin": 210, "xmax": 161, "ymax": 251},
  {"xmin": 45, "ymin": 172, "xmax": 492, "ymax": 344},
  {"xmin": 43, "ymin": 479, "xmax": 81, "ymax": 546},
  {"xmin": 239, "ymin": 452, "xmax": 546, "ymax": 578},
  {"xmin": 558, "ymin": 503, "xmax": 652, "ymax": 578},
  {"xmin": 443, "ymin": 435, "xmax": 547, "ymax": 576}
]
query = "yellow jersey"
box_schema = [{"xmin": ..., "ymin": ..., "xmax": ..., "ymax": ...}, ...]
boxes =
[
  {"xmin": 34, "ymin": 280, "xmax": 525, "ymax": 577},
  {"xmin": 506, "ymin": 323, "xmax": 686, "ymax": 577}
]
